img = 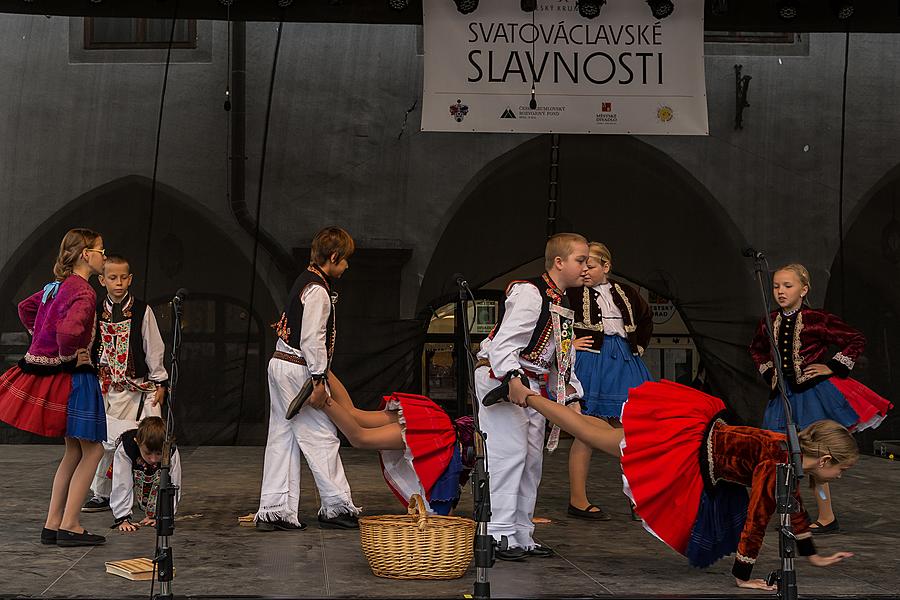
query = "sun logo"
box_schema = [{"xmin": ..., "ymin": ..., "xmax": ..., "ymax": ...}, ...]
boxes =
[{"xmin": 657, "ymin": 105, "xmax": 674, "ymax": 123}]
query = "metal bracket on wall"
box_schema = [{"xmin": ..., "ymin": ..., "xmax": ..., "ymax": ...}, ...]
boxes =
[{"xmin": 734, "ymin": 64, "xmax": 752, "ymax": 130}]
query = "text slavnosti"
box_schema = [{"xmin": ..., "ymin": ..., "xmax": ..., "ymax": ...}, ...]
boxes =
[{"xmin": 466, "ymin": 22, "xmax": 665, "ymax": 86}]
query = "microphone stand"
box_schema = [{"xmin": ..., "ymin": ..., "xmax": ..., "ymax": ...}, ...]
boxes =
[
  {"xmin": 151, "ymin": 294, "xmax": 183, "ymax": 600},
  {"xmin": 456, "ymin": 279, "xmax": 503, "ymax": 600},
  {"xmin": 746, "ymin": 251, "xmax": 803, "ymax": 600}
]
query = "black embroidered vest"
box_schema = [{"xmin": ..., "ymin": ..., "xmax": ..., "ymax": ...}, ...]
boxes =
[
  {"xmin": 489, "ymin": 273, "xmax": 568, "ymax": 368},
  {"xmin": 278, "ymin": 265, "xmax": 337, "ymax": 359}
]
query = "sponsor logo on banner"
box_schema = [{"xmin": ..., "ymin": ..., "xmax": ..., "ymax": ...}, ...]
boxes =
[
  {"xmin": 596, "ymin": 101, "xmax": 618, "ymax": 125},
  {"xmin": 449, "ymin": 99, "xmax": 469, "ymax": 122},
  {"xmin": 500, "ymin": 107, "xmax": 517, "ymax": 119},
  {"xmin": 515, "ymin": 104, "xmax": 566, "ymax": 121},
  {"xmin": 656, "ymin": 105, "xmax": 674, "ymax": 123}
]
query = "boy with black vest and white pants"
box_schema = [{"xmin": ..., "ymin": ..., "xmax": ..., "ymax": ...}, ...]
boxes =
[
  {"xmin": 255, "ymin": 227, "xmax": 360, "ymax": 531},
  {"xmin": 475, "ymin": 233, "xmax": 588, "ymax": 560},
  {"xmin": 83, "ymin": 254, "xmax": 168, "ymax": 513}
]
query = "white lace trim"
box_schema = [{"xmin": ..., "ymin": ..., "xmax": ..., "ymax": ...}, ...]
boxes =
[
  {"xmin": 575, "ymin": 287, "xmax": 604, "ymax": 331},
  {"xmin": 833, "ymin": 352, "xmax": 855, "ymax": 370},
  {"xmin": 736, "ymin": 552, "xmax": 756, "ymax": 564},
  {"xmin": 614, "ymin": 283, "xmax": 637, "ymax": 334},
  {"xmin": 24, "ymin": 352, "xmax": 62, "ymax": 365},
  {"xmin": 792, "ymin": 312, "xmax": 808, "ymax": 384},
  {"xmin": 706, "ymin": 419, "xmax": 726, "ymax": 485}
]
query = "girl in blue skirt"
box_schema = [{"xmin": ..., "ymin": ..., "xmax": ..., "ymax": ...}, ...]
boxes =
[{"xmin": 565, "ymin": 242, "xmax": 652, "ymax": 520}]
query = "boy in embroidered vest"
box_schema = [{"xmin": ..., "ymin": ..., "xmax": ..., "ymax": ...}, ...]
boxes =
[
  {"xmin": 255, "ymin": 226, "xmax": 360, "ymax": 531},
  {"xmin": 83, "ymin": 254, "xmax": 168, "ymax": 513},
  {"xmin": 474, "ymin": 232, "xmax": 588, "ymax": 560},
  {"xmin": 111, "ymin": 416, "xmax": 182, "ymax": 531}
]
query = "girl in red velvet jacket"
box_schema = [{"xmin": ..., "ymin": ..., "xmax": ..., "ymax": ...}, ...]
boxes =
[
  {"xmin": 749, "ymin": 264, "xmax": 891, "ymax": 534},
  {"xmin": 500, "ymin": 379, "xmax": 856, "ymax": 591},
  {"xmin": 0, "ymin": 229, "xmax": 108, "ymax": 548}
]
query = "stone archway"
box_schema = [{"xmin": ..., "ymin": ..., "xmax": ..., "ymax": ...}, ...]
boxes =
[
  {"xmin": 0, "ymin": 175, "xmax": 280, "ymax": 444},
  {"xmin": 417, "ymin": 134, "xmax": 766, "ymax": 423}
]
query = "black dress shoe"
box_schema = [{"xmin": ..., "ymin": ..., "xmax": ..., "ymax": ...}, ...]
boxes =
[
  {"xmin": 56, "ymin": 529, "xmax": 106, "ymax": 547},
  {"xmin": 496, "ymin": 547, "xmax": 528, "ymax": 561},
  {"xmin": 256, "ymin": 518, "xmax": 307, "ymax": 531},
  {"xmin": 40, "ymin": 528, "xmax": 57, "ymax": 545},
  {"xmin": 567, "ymin": 503, "xmax": 611, "ymax": 521},
  {"xmin": 526, "ymin": 544, "xmax": 554, "ymax": 558},
  {"xmin": 318, "ymin": 513, "xmax": 359, "ymax": 530}
]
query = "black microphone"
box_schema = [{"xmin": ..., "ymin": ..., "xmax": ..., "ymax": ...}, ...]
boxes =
[
  {"xmin": 452, "ymin": 273, "xmax": 469, "ymax": 289},
  {"xmin": 172, "ymin": 288, "xmax": 190, "ymax": 305},
  {"xmin": 742, "ymin": 247, "xmax": 765, "ymax": 260}
]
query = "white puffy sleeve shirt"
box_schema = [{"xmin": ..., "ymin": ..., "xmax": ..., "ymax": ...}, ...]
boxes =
[{"xmin": 298, "ymin": 284, "xmax": 331, "ymax": 375}]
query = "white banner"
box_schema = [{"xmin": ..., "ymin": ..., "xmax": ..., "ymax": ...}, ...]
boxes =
[{"xmin": 422, "ymin": 0, "xmax": 708, "ymax": 135}]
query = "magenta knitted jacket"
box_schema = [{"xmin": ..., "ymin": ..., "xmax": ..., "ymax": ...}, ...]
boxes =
[{"xmin": 18, "ymin": 275, "xmax": 97, "ymax": 372}]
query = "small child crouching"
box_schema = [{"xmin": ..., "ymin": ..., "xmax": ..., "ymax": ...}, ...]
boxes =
[{"xmin": 110, "ymin": 416, "xmax": 182, "ymax": 531}]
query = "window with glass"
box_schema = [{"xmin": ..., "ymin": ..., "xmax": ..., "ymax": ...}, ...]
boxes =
[{"xmin": 84, "ymin": 18, "xmax": 197, "ymax": 49}]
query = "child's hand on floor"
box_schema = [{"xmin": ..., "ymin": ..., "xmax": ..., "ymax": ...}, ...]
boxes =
[
  {"xmin": 735, "ymin": 578, "xmax": 775, "ymax": 591},
  {"xmin": 118, "ymin": 520, "xmax": 139, "ymax": 532},
  {"xmin": 809, "ymin": 551, "xmax": 854, "ymax": 567}
]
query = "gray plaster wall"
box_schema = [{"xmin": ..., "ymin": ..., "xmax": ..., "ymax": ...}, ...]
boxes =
[
  {"xmin": 1, "ymin": 18, "xmax": 898, "ymax": 311},
  {"xmin": 0, "ymin": 16, "xmax": 898, "ymax": 430}
]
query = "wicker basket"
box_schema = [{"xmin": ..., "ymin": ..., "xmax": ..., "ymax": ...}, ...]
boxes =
[{"xmin": 358, "ymin": 494, "xmax": 475, "ymax": 580}]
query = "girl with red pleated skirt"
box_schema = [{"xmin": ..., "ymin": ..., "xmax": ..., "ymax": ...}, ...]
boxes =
[
  {"xmin": 315, "ymin": 373, "xmax": 469, "ymax": 515},
  {"xmin": 0, "ymin": 229, "xmax": 108, "ymax": 547},
  {"xmin": 750, "ymin": 263, "xmax": 892, "ymax": 534},
  {"xmin": 500, "ymin": 380, "xmax": 856, "ymax": 591}
]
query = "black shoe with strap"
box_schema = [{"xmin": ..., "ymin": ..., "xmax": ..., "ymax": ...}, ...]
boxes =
[
  {"xmin": 567, "ymin": 503, "xmax": 611, "ymax": 521},
  {"xmin": 810, "ymin": 518, "xmax": 840, "ymax": 535}
]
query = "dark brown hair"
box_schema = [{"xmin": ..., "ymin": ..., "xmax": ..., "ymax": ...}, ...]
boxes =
[{"xmin": 135, "ymin": 416, "xmax": 167, "ymax": 452}]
